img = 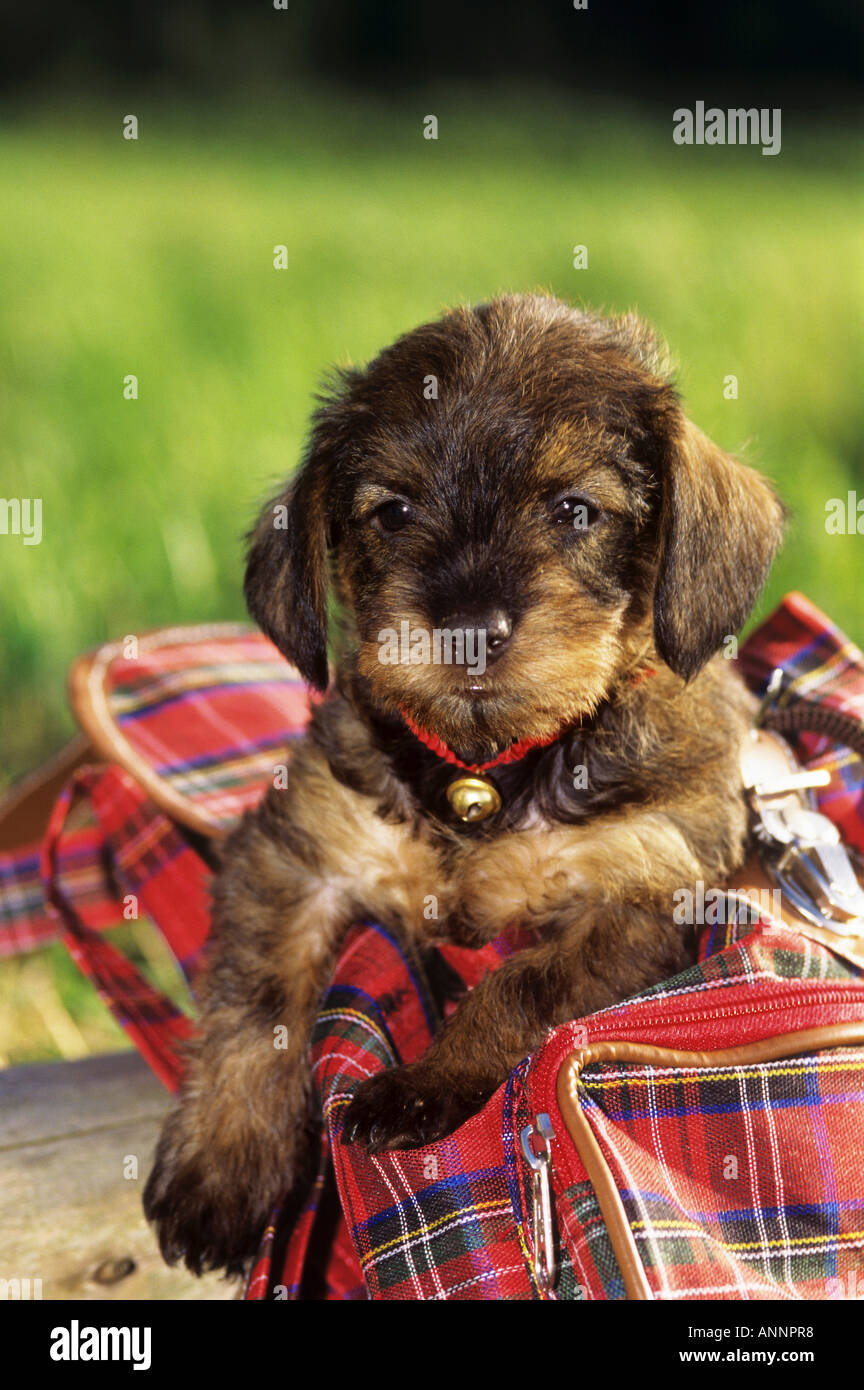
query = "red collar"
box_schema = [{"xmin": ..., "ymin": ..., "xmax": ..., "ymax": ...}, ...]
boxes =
[
  {"xmin": 399, "ymin": 666, "xmax": 656, "ymax": 775},
  {"xmin": 401, "ymin": 712, "xmax": 561, "ymax": 773}
]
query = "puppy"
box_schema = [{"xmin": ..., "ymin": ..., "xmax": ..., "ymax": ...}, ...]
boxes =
[{"xmin": 144, "ymin": 294, "xmax": 784, "ymax": 1274}]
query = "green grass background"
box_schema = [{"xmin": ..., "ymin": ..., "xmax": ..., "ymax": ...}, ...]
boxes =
[{"xmin": 1, "ymin": 91, "xmax": 861, "ymax": 1058}]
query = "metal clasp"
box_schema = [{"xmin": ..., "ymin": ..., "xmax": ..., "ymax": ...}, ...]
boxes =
[
  {"xmin": 747, "ymin": 671, "xmax": 864, "ymax": 935},
  {"xmin": 755, "ymin": 805, "xmax": 864, "ymax": 934},
  {"xmin": 520, "ymin": 1112, "xmax": 557, "ymax": 1292}
]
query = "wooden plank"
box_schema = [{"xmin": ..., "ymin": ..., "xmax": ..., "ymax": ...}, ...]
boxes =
[{"xmin": 0, "ymin": 1052, "xmax": 239, "ymax": 1300}]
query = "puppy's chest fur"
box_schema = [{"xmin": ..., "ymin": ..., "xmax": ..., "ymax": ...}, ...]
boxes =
[{"xmin": 273, "ymin": 656, "xmax": 756, "ymax": 948}]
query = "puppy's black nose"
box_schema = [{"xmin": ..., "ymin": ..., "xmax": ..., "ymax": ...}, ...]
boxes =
[{"xmin": 443, "ymin": 606, "xmax": 513, "ymax": 661}]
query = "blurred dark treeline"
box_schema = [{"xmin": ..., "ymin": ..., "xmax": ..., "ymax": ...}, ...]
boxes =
[{"xmin": 3, "ymin": 0, "xmax": 861, "ymax": 105}]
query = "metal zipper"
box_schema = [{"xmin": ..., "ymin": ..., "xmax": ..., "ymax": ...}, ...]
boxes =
[{"xmin": 577, "ymin": 986, "xmax": 861, "ymax": 1037}]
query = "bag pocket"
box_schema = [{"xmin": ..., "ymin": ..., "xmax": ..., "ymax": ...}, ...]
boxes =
[{"xmin": 541, "ymin": 1021, "xmax": 864, "ymax": 1300}]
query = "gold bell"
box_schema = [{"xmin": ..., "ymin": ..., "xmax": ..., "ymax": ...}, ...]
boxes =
[{"xmin": 446, "ymin": 774, "xmax": 502, "ymax": 823}]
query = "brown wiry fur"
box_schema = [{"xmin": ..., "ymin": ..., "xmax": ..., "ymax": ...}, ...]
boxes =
[{"xmin": 144, "ymin": 294, "xmax": 784, "ymax": 1274}]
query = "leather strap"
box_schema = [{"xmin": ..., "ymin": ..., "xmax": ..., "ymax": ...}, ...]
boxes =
[{"xmin": 0, "ymin": 736, "xmax": 92, "ymax": 853}]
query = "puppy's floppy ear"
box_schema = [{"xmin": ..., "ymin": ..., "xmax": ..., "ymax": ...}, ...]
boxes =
[
  {"xmin": 653, "ymin": 416, "xmax": 785, "ymax": 680},
  {"xmin": 244, "ymin": 370, "xmax": 366, "ymax": 690},
  {"xmin": 244, "ymin": 448, "xmax": 332, "ymax": 692}
]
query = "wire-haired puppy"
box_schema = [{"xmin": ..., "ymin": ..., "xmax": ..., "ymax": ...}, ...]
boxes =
[{"xmin": 144, "ymin": 294, "xmax": 784, "ymax": 1274}]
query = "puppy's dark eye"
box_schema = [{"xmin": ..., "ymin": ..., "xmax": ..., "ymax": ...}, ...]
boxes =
[
  {"xmin": 373, "ymin": 499, "xmax": 416, "ymax": 534},
  {"xmin": 551, "ymin": 496, "xmax": 602, "ymax": 531}
]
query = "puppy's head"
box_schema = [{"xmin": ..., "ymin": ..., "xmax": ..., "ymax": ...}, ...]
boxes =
[{"xmin": 245, "ymin": 295, "xmax": 783, "ymax": 760}]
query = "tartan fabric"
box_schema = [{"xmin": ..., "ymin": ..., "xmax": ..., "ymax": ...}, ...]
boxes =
[
  {"xmin": 246, "ymin": 1132, "xmax": 367, "ymax": 1301},
  {"xmin": 0, "ymin": 626, "xmax": 313, "ymax": 958},
  {"xmin": 0, "ymin": 824, "xmax": 119, "ymax": 958},
  {"xmin": 40, "ymin": 766, "xmax": 207, "ymax": 1090},
  {"xmin": 101, "ymin": 626, "xmax": 313, "ymax": 832},
  {"xmin": 309, "ymin": 924, "xmax": 541, "ymax": 1300}
]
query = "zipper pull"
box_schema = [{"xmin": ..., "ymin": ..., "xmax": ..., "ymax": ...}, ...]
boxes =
[{"xmin": 520, "ymin": 1112, "xmax": 558, "ymax": 1293}]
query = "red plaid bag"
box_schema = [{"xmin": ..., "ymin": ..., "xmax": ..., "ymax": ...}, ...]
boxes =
[{"xmin": 2, "ymin": 594, "xmax": 863, "ymax": 1299}]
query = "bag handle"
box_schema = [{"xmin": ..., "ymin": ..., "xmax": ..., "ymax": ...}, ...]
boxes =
[
  {"xmin": 40, "ymin": 765, "xmax": 201, "ymax": 1091},
  {"xmin": 764, "ymin": 701, "xmax": 864, "ymax": 760},
  {"xmin": 66, "ymin": 625, "xmax": 255, "ymax": 841}
]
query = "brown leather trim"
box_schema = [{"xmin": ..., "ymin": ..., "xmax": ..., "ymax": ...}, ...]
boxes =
[
  {"xmin": 555, "ymin": 1021, "xmax": 864, "ymax": 1301},
  {"xmin": 67, "ymin": 624, "xmax": 256, "ymax": 841},
  {"xmin": 0, "ymin": 736, "xmax": 92, "ymax": 852},
  {"xmin": 728, "ymin": 852, "xmax": 808, "ymax": 926}
]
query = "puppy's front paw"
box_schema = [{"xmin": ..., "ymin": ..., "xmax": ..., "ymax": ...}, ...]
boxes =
[
  {"xmin": 144, "ymin": 1153, "xmax": 263, "ymax": 1277},
  {"xmin": 143, "ymin": 1108, "xmax": 286, "ymax": 1276},
  {"xmin": 341, "ymin": 1065, "xmax": 484, "ymax": 1151}
]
